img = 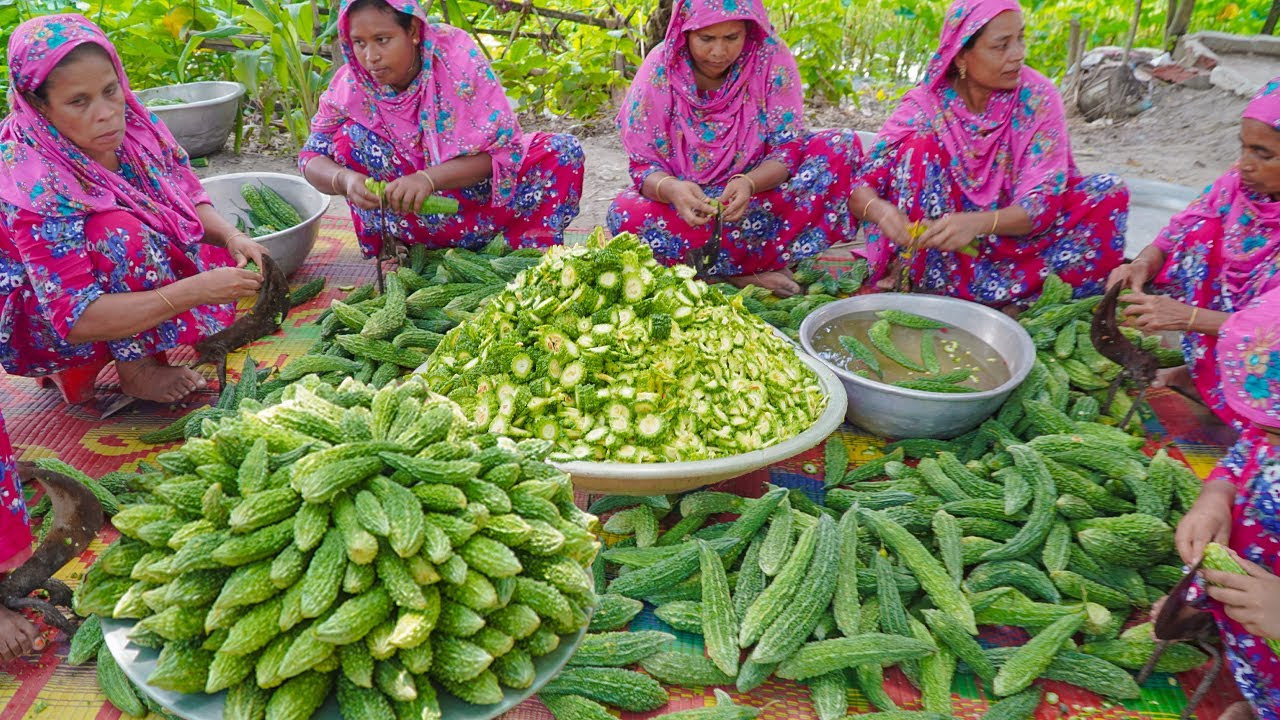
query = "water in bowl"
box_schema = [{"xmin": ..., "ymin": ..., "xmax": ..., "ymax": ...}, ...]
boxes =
[{"xmin": 809, "ymin": 312, "xmax": 1011, "ymax": 391}]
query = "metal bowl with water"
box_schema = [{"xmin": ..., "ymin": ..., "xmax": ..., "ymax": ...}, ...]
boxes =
[
  {"xmin": 800, "ymin": 293, "xmax": 1035, "ymax": 439},
  {"xmin": 201, "ymin": 172, "xmax": 330, "ymax": 277},
  {"xmin": 136, "ymin": 81, "xmax": 244, "ymax": 158}
]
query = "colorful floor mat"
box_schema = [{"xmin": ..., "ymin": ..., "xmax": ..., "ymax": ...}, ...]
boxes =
[{"xmin": 0, "ymin": 218, "xmax": 1242, "ymax": 720}]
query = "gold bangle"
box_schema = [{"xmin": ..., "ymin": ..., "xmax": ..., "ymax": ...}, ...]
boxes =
[
  {"xmin": 862, "ymin": 198, "xmax": 876, "ymax": 220},
  {"xmin": 331, "ymin": 171, "xmax": 346, "ymax": 195},
  {"xmin": 416, "ymin": 169, "xmax": 437, "ymax": 195},
  {"xmin": 154, "ymin": 288, "xmax": 177, "ymax": 313},
  {"xmin": 730, "ymin": 173, "xmax": 756, "ymax": 195},
  {"xmin": 990, "ymin": 209, "xmax": 1000, "ymax": 235},
  {"xmin": 228, "ymin": 232, "xmax": 251, "ymax": 246},
  {"xmin": 1187, "ymin": 306, "xmax": 1199, "ymax": 332},
  {"xmin": 655, "ymin": 176, "xmax": 676, "ymax": 204}
]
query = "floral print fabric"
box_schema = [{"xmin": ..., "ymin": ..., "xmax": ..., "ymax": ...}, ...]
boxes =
[
  {"xmin": 0, "ymin": 206, "xmax": 234, "ymax": 376},
  {"xmin": 310, "ymin": 0, "xmax": 527, "ymax": 206},
  {"xmin": 0, "ymin": 410, "xmax": 32, "ymax": 575},
  {"xmin": 1197, "ymin": 428, "xmax": 1280, "ymax": 720},
  {"xmin": 616, "ymin": 0, "xmax": 807, "ymax": 186},
  {"xmin": 857, "ymin": 131, "xmax": 1127, "ymax": 305},
  {"xmin": 607, "ymin": 130, "xmax": 860, "ymax": 275},
  {"xmin": 1154, "ymin": 170, "xmax": 1280, "ymax": 431},
  {"xmin": 300, "ymin": 128, "xmax": 583, "ymax": 258},
  {"xmin": 0, "ymin": 14, "xmax": 210, "ymax": 244}
]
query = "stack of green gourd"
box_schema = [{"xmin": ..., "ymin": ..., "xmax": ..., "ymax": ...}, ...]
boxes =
[
  {"xmin": 554, "ymin": 359, "xmax": 1208, "ymax": 720},
  {"xmin": 72, "ymin": 375, "xmax": 599, "ymax": 719}
]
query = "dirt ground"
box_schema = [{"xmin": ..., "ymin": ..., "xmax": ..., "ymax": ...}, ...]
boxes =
[{"xmin": 193, "ymin": 80, "xmax": 1248, "ymax": 230}]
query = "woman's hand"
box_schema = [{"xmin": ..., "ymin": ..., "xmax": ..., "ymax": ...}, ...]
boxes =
[
  {"xmin": 919, "ymin": 212, "xmax": 988, "ymax": 252},
  {"xmin": 669, "ymin": 181, "xmax": 718, "ymax": 227},
  {"xmin": 226, "ymin": 234, "xmax": 268, "ymax": 269},
  {"xmin": 1203, "ymin": 548, "xmax": 1280, "ymax": 640},
  {"xmin": 384, "ymin": 172, "xmax": 435, "ymax": 215},
  {"xmin": 193, "ymin": 266, "xmax": 264, "ymax": 305},
  {"xmin": 1108, "ymin": 260, "xmax": 1154, "ymax": 293},
  {"xmin": 341, "ymin": 171, "xmax": 381, "ymax": 211},
  {"xmin": 1121, "ymin": 291, "xmax": 1196, "ymax": 332},
  {"xmin": 1175, "ymin": 480, "xmax": 1234, "ymax": 564},
  {"xmin": 863, "ymin": 198, "xmax": 913, "ymax": 247},
  {"xmin": 719, "ymin": 176, "xmax": 754, "ymax": 224}
]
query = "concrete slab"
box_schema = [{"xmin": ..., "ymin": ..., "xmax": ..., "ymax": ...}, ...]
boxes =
[
  {"xmin": 1175, "ymin": 31, "xmax": 1280, "ymax": 97},
  {"xmin": 1123, "ymin": 177, "xmax": 1198, "ymax": 258}
]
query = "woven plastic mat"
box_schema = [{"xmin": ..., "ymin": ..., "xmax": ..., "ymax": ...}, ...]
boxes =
[{"xmin": 0, "ymin": 223, "xmax": 1240, "ymax": 719}]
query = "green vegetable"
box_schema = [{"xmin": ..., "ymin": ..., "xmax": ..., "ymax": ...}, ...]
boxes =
[
  {"xmin": 868, "ymin": 319, "xmax": 928, "ymax": 372},
  {"xmin": 838, "ymin": 334, "xmax": 882, "ymax": 377},
  {"xmin": 420, "ymin": 230, "xmax": 827, "ymax": 463}
]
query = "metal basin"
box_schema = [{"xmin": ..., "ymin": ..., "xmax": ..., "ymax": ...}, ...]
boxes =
[
  {"xmin": 800, "ymin": 293, "xmax": 1036, "ymax": 439},
  {"xmin": 136, "ymin": 81, "xmax": 243, "ymax": 158},
  {"xmin": 201, "ymin": 172, "xmax": 329, "ymax": 276}
]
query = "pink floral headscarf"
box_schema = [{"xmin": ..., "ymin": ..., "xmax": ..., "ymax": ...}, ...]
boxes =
[
  {"xmin": 1219, "ymin": 284, "xmax": 1280, "ymax": 428},
  {"xmin": 863, "ymin": 0, "xmax": 1073, "ymax": 209},
  {"xmin": 1244, "ymin": 77, "xmax": 1280, "ymax": 131},
  {"xmin": 1154, "ymin": 77, "xmax": 1280, "ymax": 301},
  {"xmin": 310, "ymin": 0, "xmax": 524, "ymax": 206},
  {"xmin": 616, "ymin": 0, "xmax": 805, "ymax": 185},
  {"xmin": 0, "ymin": 14, "xmax": 208, "ymax": 246}
]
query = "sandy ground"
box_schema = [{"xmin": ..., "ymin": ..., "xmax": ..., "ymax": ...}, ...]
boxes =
[{"xmin": 193, "ymin": 80, "xmax": 1249, "ymax": 230}]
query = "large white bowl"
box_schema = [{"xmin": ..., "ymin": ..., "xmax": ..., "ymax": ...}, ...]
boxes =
[
  {"xmin": 800, "ymin": 293, "xmax": 1035, "ymax": 440},
  {"xmin": 550, "ymin": 351, "xmax": 847, "ymax": 495},
  {"xmin": 101, "ymin": 617, "xmax": 588, "ymax": 720},
  {"xmin": 136, "ymin": 81, "xmax": 244, "ymax": 158},
  {"xmin": 201, "ymin": 172, "xmax": 329, "ymax": 277}
]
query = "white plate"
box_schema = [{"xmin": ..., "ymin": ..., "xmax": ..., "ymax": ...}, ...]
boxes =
[{"xmin": 101, "ymin": 617, "xmax": 588, "ymax": 719}]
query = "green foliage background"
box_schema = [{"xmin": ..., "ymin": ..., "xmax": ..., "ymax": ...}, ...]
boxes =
[{"xmin": 0, "ymin": 0, "xmax": 1271, "ymax": 146}]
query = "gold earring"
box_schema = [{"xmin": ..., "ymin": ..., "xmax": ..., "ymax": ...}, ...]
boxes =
[{"xmin": 958, "ymin": 64, "xmax": 967, "ymax": 80}]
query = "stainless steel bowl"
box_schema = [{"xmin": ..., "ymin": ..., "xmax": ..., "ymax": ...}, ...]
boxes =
[
  {"xmin": 800, "ymin": 293, "xmax": 1035, "ymax": 439},
  {"xmin": 136, "ymin": 81, "xmax": 244, "ymax": 158},
  {"xmin": 200, "ymin": 172, "xmax": 330, "ymax": 277}
]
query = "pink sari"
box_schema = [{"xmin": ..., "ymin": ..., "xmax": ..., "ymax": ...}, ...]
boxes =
[
  {"xmin": 856, "ymin": 0, "xmax": 1127, "ymax": 306},
  {"xmin": 616, "ymin": 0, "xmax": 806, "ymax": 186},
  {"xmin": 1154, "ymin": 76, "xmax": 1280, "ymax": 430},
  {"xmin": 310, "ymin": 0, "xmax": 525, "ymax": 206},
  {"xmin": 1186, "ymin": 289, "xmax": 1280, "ymax": 719},
  {"xmin": 0, "ymin": 411, "xmax": 31, "ymax": 575},
  {"xmin": 0, "ymin": 15, "xmax": 234, "ymax": 378},
  {"xmin": 609, "ymin": 0, "xmax": 859, "ymax": 275}
]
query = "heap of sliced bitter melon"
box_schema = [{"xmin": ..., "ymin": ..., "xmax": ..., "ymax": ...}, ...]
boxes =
[
  {"xmin": 420, "ymin": 229, "xmax": 828, "ymax": 463},
  {"xmin": 73, "ymin": 374, "xmax": 599, "ymax": 717}
]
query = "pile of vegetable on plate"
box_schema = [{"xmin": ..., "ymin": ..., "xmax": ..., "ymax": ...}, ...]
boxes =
[
  {"xmin": 71, "ymin": 377, "xmax": 600, "ymax": 718},
  {"xmin": 420, "ymin": 229, "xmax": 828, "ymax": 463}
]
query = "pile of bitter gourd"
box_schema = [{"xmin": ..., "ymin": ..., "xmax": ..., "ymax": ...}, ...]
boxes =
[
  {"xmin": 558, "ymin": 354, "xmax": 1207, "ymax": 720},
  {"xmin": 71, "ymin": 375, "xmax": 600, "ymax": 719}
]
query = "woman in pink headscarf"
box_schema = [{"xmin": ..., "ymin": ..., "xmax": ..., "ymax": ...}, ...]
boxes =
[
  {"xmin": 850, "ymin": 0, "xmax": 1129, "ymax": 308},
  {"xmin": 1111, "ymin": 78, "xmax": 1280, "ymax": 432},
  {"xmin": 608, "ymin": 0, "xmax": 861, "ymax": 298},
  {"xmin": 299, "ymin": 0, "xmax": 585, "ymax": 259},
  {"xmin": 0, "ymin": 15, "xmax": 265, "ymax": 404},
  {"xmin": 1170, "ymin": 284, "xmax": 1280, "ymax": 720}
]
